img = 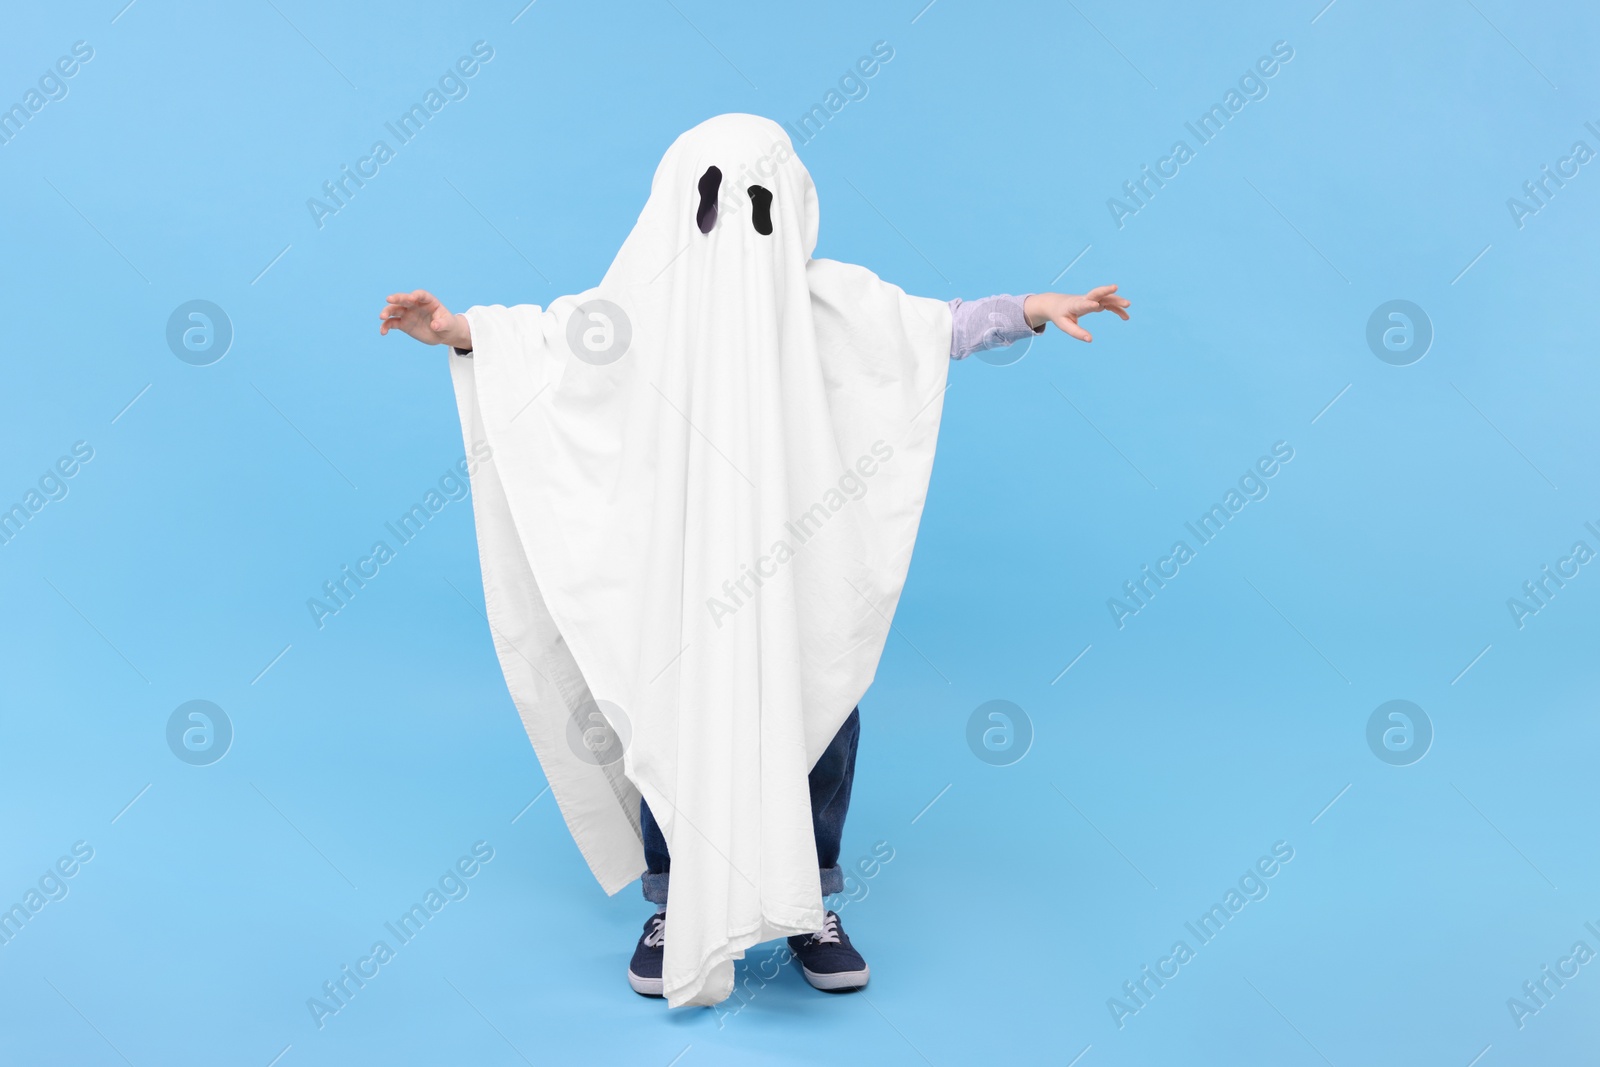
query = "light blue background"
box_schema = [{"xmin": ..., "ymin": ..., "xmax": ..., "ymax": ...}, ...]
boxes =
[{"xmin": 3, "ymin": 1, "xmax": 1597, "ymax": 1064}]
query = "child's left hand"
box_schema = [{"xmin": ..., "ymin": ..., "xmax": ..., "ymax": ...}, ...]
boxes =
[{"xmin": 1024, "ymin": 285, "xmax": 1131, "ymax": 343}]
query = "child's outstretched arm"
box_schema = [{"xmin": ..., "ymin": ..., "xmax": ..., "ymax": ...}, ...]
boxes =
[
  {"xmin": 948, "ymin": 285, "xmax": 1130, "ymax": 361},
  {"xmin": 379, "ymin": 289, "xmax": 473, "ymax": 351}
]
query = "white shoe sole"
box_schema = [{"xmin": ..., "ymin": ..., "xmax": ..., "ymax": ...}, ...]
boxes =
[
  {"xmin": 800, "ymin": 963, "xmax": 870, "ymax": 992},
  {"xmin": 628, "ymin": 968, "xmax": 664, "ymax": 997}
]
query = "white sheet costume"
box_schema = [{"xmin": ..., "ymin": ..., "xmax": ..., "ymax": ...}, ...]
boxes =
[{"xmin": 448, "ymin": 113, "xmax": 951, "ymax": 1006}]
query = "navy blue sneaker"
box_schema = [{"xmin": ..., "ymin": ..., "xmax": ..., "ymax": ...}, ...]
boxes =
[
  {"xmin": 628, "ymin": 912, "xmax": 666, "ymax": 997},
  {"xmin": 787, "ymin": 911, "xmax": 870, "ymax": 992}
]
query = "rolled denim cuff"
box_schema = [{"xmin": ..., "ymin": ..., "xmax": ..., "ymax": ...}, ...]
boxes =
[
  {"xmin": 641, "ymin": 870, "xmax": 670, "ymax": 906},
  {"xmin": 642, "ymin": 865, "xmax": 844, "ymax": 906}
]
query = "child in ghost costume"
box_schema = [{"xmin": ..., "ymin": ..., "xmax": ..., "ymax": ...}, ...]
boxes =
[{"xmin": 379, "ymin": 113, "xmax": 1129, "ymax": 1008}]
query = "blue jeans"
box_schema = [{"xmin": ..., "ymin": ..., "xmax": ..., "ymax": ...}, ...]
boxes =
[{"xmin": 640, "ymin": 706, "xmax": 860, "ymax": 906}]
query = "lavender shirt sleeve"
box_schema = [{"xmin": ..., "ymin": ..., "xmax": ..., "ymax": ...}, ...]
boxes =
[{"xmin": 946, "ymin": 294, "xmax": 1044, "ymax": 360}]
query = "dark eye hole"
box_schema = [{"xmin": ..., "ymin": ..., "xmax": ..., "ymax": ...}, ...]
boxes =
[
  {"xmin": 747, "ymin": 185, "xmax": 773, "ymax": 235},
  {"xmin": 696, "ymin": 166, "xmax": 721, "ymax": 234}
]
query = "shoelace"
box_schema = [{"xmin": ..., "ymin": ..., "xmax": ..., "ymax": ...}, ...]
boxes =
[
  {"xmin": 810, "ymin": 912, "xmax": 842, "ymax": 945},
  {"xmin": 643, "ymin": 915, "xmax": 666, "ymax": 948}
]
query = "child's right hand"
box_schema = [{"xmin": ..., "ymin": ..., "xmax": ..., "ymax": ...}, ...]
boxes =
[{"xmin": 380, "ymin": 290, "xmax": 473, "ymax": 350}]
